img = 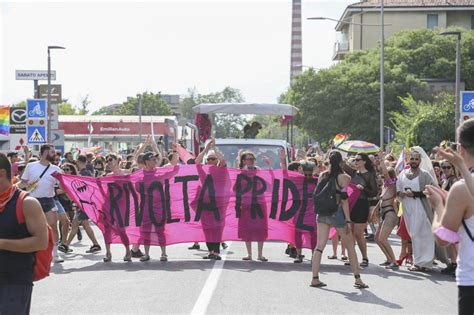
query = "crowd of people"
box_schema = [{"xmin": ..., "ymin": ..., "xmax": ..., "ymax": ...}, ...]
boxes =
[{"xmin": 1, "ymin": 118, "xmax": 473, "ymax": 314}]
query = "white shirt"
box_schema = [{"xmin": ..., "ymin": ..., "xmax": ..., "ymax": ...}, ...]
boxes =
[{"xmin": 21, "ymin": 161, "xmax": 62, "ymax": 198}]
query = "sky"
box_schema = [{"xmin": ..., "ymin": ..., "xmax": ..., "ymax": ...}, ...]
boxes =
[{"xmin": 0, "ymin": 0, "xmax": 354, "ymax": 113}]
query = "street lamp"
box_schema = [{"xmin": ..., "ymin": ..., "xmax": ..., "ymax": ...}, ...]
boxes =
[
  {"xmin": 308, "ymin": 0, "xmax": 387, "ymax": 148},
  {"xmin": 137, "ymin": 94, "xmax": 143, "ymax": 143},
  {"xmin": 440, "ymin": 31, "xmax": 461, "ymax": 138},
  {"xmin": 47, "ymin": 45, "xmax": 66, "ymax": 143}
]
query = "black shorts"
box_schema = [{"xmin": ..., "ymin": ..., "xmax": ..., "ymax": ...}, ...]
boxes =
[
  {"xmin": 350, "ymin": 198, "xmax": 370, "ymax": 224},
  {"xmin": 75, "ymin": 209, "xmax": 89, "ymax": 222},
  {"xmin": 459, "ymin": 285, "xmax": 474, "ymax": 315},
  {"xmin": 36, "ymin": 197, "xmax": 56, "ymax": 213},
  {"xmin": 0, "ymin": 284, "xmax": 33, "ymax": 315}
]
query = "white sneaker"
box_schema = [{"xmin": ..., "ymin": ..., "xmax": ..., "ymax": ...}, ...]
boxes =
[{"xmin": 54, "ymin": 255, "xmax": 64, "ymax": 263}]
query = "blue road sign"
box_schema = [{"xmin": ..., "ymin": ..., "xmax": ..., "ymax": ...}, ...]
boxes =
[
  {"xmin": 27, "ymin": 126, "xmax": 46, "ymax": 144},
  {"xmin": 461, "ymin": 91, "xmax": 474, "ymax": 113},
  {"xmin": 27, "ymin": 99, "xmax": 47, "ymax": 119}
]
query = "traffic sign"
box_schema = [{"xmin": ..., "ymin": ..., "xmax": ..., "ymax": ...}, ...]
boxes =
[
  {"xmin": 27, "ymin": 99, "xmax": 47, "ymax": 119},
  {"xmin": 16, "ymin": 70, "xmax": 56, "ymax": 81},
  {"xmin": 9, "ymin": 134, "xmax": 27, "ymax": 151},
  {"xmin": 461, "ymin": 91, "xmax": 474, "ymax": 113},
  {"xmin": 38, "ymin": 85, "xmax": 62, "ymax": 104},
  {"xmin": 9, "ymin": 107, "xmax": 27, "ymax": 134},
  {"xmin": 27, "ymin": 126, "xmax": 46, "ymax": 144}
]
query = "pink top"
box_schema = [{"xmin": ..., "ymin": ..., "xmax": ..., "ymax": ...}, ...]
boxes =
[{"xmin": 434, "ymin": 226, "xmax": 460, "ymax": 244}]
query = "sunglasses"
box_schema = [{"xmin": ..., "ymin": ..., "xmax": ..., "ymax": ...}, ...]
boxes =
[
  {"xmin": 207, "ymin": 157, "xmax": 217, "ymax": 161},
  {"xmin": 354, "ymin": 158, "xmax": 363, "ymax": 162},
  {"xmin": 410, "ymin": 158, "xmax": 420, "ymax": 161},
  {"xmin": 245, "ymin": 157, "xmax": 255, "ymax": 161},
  {"xmin": 62, "ymin": 168, "xmax": 72, "ymax": 172},
  {"xmin": 441, "ymin": 165, "xmax": 452, "ymax": 170},
  {"xmin": 107, "ymin": 158, "xmax": 115, "ymax": 162}
]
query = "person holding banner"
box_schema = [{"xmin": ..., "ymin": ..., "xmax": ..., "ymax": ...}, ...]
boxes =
[
  {"xmin": 239, "ymin": 151, "xmax": 271, "ymax": 262},
  {"xmin": 311, "ymin": 151, "xmax": 368, "ymax": 289},
  {"xmin": 195, "ymin": 138, "xmax": 228, "ymax": 259},
  {"xmin": 140, "ymin": 152, "xmax": 169, "ymax": 262},
  {"xmin": 103, "ymin": 153, "xmax": 133, "ymax": 262}
]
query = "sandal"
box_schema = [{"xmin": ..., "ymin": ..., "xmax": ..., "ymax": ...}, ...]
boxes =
[
  {"xmin": 213, "ymin": 255, "xmax": 222, "ymax": 260},
  {"xmin": 58, "ymin": 244, "xmax": 70, "ymax": 254},
  {"xmin": 123, "ymin": 253, "xmax": 132, "ymax": 262},
  {"xmin": 360, "ymin": 258, "xmax": 369, "ymax": 267},
  {"xmin": 294, "ymin": 255, "xmax": 304, "ymax": 263},
  {"xmin": 140, "ymin": 255, "xmax": 150, "ymax": 262},
  {"xmin": 344, "ymin": 261, "xmax": 351, "ymax": 266},
  {"xmin": 327, "ymin": 255, "xmax": 337, "ymax": 260},
  {"xmin": 257, "ymin": 256, "xmax": 268, "ymax": 262},
  {"xmin": 354, "ymin": 274, "xmax": 369, "ymax": 289},
  {"xmin": 103, "ymin": 253, "xmax": 112, "ymax": 263},
  {"xmin": 408, "ymin": 265, "xmax": 427, "ymax": 272},
  {"xmin": 379, "ymin": 260, "xmax": 390, "ymax": 266},
  {"xmin": 310, "ymin": 276, "xmax": 327, "ymax": 288},
  {"xmin": 242, "ymin": 256, "xmax": 253, "ymax": 261},
  {"xmin": 341, "ymin": 256, "xmax": 348, "ymax": 261},
  {"xmin": 160, "ymin": 255, "xmax": 168, "ymax": 262},
  {"xmin": 203, "ymin": 254, "xmax": 215, "ymax": 259}
]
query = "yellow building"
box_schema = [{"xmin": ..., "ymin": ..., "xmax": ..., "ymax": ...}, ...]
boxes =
[{"xmin": 334, "ymin": 0, "xmax": 474, "ymax": 60}]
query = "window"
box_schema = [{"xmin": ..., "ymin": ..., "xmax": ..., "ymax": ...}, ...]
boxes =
[{"xmin": 427, "ymin": 14, "xmax": 438, "ymax": 30}]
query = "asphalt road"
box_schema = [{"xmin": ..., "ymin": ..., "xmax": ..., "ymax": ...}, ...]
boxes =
[{"xmin": 32, "ymin": 227, "xmax": 457, "ymax": 314}]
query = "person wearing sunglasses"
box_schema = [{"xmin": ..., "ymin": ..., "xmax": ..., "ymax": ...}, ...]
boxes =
[
  {"xmin": 238, "ymin": 151, "xmax": 271, "ymax": 262},
  {"xmin": 439, "ymin": 160, "xmax": 460, "ymax": 276},
  {"xmin": 192, "ymin": 138, "xmax": 228, "ymax": 259},
  {"xmin": 397, "ymin": 148, "xmax": 449, "ymax": 272},
  {"xmin": 102, "ymin": 153, "xmax": 133, "ymax": 262},
  {"xmin": 347, "ymin": 153, "xmax": 378, "ymax": 268}
]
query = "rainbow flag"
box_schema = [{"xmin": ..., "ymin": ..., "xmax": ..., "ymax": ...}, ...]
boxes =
[
  {"xmin": 0, "ymin": 106, "xmax": 9, "ymax": 136},
  {"xmin": 396, "ymin": 146, "xmax": 406, "ymax": 173},
  {"xmin": 333, "ymin": 133, "xmax": 348, "ymax": 147}
]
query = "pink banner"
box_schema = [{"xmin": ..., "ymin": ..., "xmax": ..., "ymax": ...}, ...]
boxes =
[{"xmin": 55, "ymin": 166, "xmax": 358, "ymax": 249}]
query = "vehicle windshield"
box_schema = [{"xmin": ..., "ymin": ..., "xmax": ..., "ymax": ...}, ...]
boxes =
[{"xmin": 215, "ymin": 144, "xmax": 285, "ymax": 169}]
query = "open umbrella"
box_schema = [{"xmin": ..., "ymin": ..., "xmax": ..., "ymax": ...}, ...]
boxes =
[{"xmin": 337, "ymin": 140, "xmax": 380, "ymax": 154}]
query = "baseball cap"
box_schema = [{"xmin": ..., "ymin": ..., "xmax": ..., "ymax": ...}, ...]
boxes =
[
  {"xmin": 7, "ymin": 152, "xmax": 18, "ymax": 158},
  {"xmin": 143, "ymin": 152, "xmax": 160, "ymax": 162}
]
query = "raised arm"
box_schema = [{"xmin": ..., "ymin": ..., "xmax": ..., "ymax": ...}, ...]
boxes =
[
  {"xmin": 196, "ymin": 138, "xmax": 214, "ymax": 165},
  {"xmin": 169, "ymin": 143, "xmax": 179, "ymax": 166}
]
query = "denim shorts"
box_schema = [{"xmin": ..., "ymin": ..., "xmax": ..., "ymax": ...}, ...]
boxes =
[
  {"xmin": 54, "ymin": 199, "xmax": 66, "ymax": 215},
  {"xmin": 36, "ymin": 197, "xmax": 57, "ymax": 213},
  {"xmin": 317, "ymin": 207, "xmax": 346, "ymax": 228}
]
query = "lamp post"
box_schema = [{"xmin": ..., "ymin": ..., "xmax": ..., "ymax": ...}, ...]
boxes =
[
  {"xmin": 308, "ymin": 1, "xmax": 388, "ymax": 148},
  {"xmin": 47, "ymin": 45, "xmax": 65, "ymax": 143},
  {"xmin": 440, "ymin": 31, "xmax": 461, "ymax": 137},
  {"xmin": 137, "ymin": 94, "xmax": 143, "ymax": 143}
]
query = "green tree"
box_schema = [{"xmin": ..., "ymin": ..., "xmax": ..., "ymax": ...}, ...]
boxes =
[
  {"xmin": 283, "ymin": 28, "xmax": 474, "ymax": 144},
  {"xmin": 77, "ymin": 95, "xmax": 90, "ymax": 115},
  {"xmin": 179, "ymin": 86, "xmax": 247, "ymax": 138},
  {"xmin": 58, "ymin": 103, "xmax": 77, "ymax": 115},
  {"xmin": 93, "ymin": 92, "xmax": 172, "ymax": 116},
  {"xmin": 391, "ymin": 93, "xmax": 455, "ymax": 151}
]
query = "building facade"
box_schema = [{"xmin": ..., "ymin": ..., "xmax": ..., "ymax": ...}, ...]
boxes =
[{"xmin": 334, "ymin": 0, "xmax": 474, "ymax": 60}]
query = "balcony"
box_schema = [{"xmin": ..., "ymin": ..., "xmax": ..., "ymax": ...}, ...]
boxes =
[{"xmin": 333, "ymin": 41, "xmax": 349, "ymax": 61}]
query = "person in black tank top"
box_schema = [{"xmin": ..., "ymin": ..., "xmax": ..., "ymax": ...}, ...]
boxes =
[{"xmin": 0, "ymin": 153, "xmax": 48, "ymax": 315}]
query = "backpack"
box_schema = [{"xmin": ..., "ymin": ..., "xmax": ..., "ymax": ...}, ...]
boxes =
[
  {"xmin": 15, "ymin": 190, "xmax": 54, "ymax": 282},
  {"xmin": 313, "ymin": 174, "xmax": 339, "ymax": 216}
]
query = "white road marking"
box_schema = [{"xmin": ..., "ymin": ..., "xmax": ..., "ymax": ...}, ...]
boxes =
[{"xmin": 191, "ymin": 242, "xmax": 232, "ymax": 315}]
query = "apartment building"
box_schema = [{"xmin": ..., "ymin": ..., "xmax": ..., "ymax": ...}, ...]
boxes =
[{"xmin": 334, "ymin": 0, "xmax": 474, "ymax": 60}]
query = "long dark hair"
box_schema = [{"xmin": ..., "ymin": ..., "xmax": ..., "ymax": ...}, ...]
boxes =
[
  {"xmin": 320, "ymin": 151, "xmax": 344, "ymax": 182},
  {"xmin": 356, "ymin": 153, "xmax": 375, "ymax": 173}
]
